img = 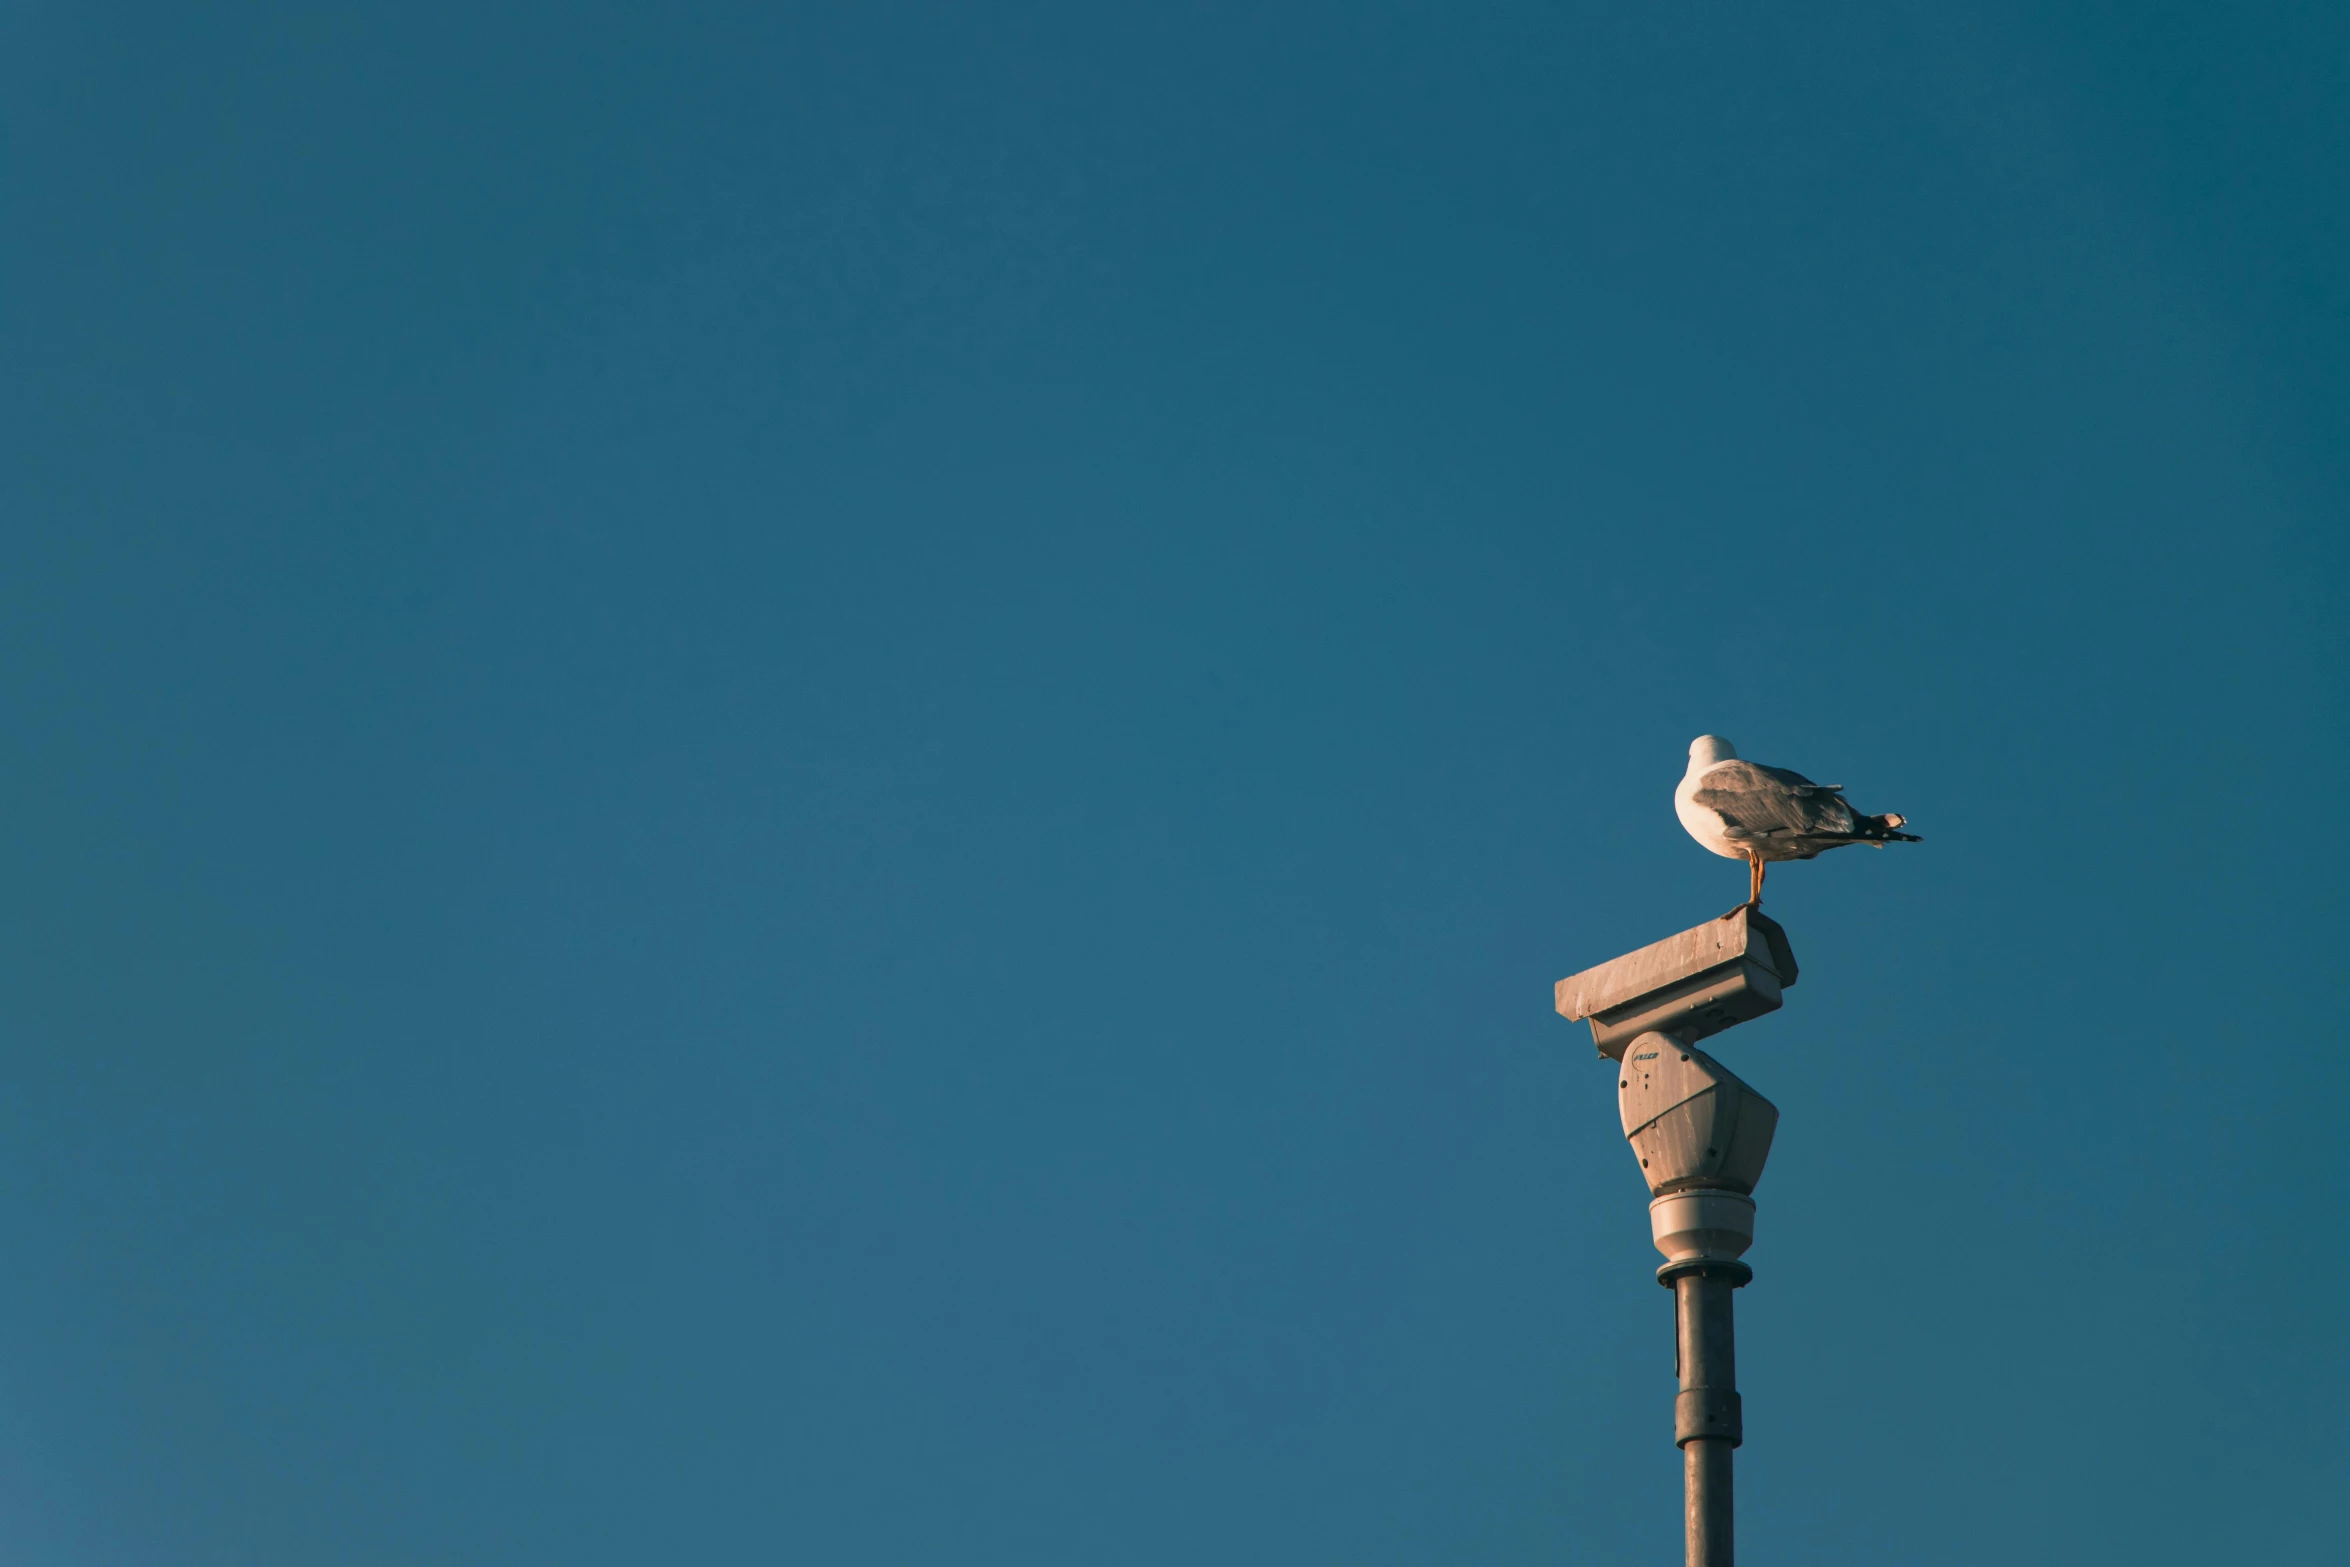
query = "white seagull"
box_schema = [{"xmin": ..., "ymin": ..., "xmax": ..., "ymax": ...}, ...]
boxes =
[{"xmin": 1675, "ymin": 736, "xmax": 1919, "ymax": 913}]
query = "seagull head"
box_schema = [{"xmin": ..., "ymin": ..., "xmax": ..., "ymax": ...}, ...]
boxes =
[{"xmin": 1687, "ymin": 735, "xmax": 1738, "ymax": 772}]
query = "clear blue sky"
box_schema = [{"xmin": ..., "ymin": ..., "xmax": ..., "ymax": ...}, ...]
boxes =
[{"xmin": 4, "ymin": 4, "xmax": 2344, "ymax": 1562}]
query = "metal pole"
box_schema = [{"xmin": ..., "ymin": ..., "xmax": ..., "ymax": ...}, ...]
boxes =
[{"xmin": 1673, "ymin": 1266, "xmax": 1744, "ymax": 1567}]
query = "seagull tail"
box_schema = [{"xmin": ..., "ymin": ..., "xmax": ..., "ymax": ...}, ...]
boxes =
[{"xmin": 1852, "ymin": 812, "xmax": 1921, "ymax": 844}]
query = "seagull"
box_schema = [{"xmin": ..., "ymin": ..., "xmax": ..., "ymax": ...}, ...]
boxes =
[{"xmin": 1675, "ymin": 736, "xmax": 1920, "ymax": 914}]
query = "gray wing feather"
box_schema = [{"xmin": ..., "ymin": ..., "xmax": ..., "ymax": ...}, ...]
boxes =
[{"xmin": 1692, "ymin": 760, "xmax": 1859, "ymax": 837}]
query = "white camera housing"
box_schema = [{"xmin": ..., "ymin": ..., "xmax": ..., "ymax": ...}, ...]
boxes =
[
  {"xmin": 1555, "ymin": 907, "xmax": 1797, "ymax": 1062},
  {"xmin": 1618, "ymin": 1032, "xmax": 1779, "ymax": 1197}
]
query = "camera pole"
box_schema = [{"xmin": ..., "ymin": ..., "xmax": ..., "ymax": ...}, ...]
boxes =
[
  {"xmin": 1557, "ymin": 911, "xmax": 1793, "ymax": 1567},
  {"xmin": 1656, "ymin": 1182, "xmax": 1754, "ymax": 1566},
  {"xmin": 1677, "ymin": 1266, "xmax": 1739, "ymax": 1562}
]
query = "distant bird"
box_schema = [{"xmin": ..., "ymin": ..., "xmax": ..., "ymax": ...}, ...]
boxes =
[{"xmin": 1675, "ymin": 736, "xmax": 1919, "ymax": 913}]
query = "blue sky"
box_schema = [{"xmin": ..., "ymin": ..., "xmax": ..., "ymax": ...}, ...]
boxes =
[{"xmin": 3, "ymin": 4, "xmax": 2344, "ymax": 1562}]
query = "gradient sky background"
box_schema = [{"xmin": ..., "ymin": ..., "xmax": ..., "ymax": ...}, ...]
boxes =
[{"xmin": 4, "ymin": 4, "xmax": 2346, "ymax": 1563}]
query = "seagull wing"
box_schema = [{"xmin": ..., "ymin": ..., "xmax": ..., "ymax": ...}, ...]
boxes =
[{"xmin": 1691, "ymin": 760, "xmax": 1859, "ymax": 839}]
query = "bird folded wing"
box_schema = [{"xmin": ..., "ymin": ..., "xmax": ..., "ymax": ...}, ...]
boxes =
[{"xmin": 1693, "ymin": 761, "xmax": 1859, "ymax": 837}]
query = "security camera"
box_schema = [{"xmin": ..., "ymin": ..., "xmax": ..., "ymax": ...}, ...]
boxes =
[{"xmin": 1554, "ymin": 908, "xmax": 1797, "ymax": 1062}]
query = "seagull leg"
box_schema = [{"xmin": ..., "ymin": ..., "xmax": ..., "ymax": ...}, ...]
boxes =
[{"xmin": 1721, "ymin": 854, "xmax": 1766, "ymax": 921}]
